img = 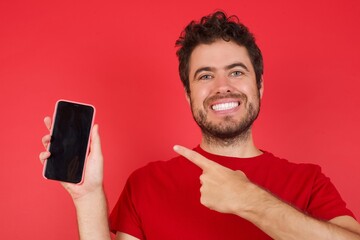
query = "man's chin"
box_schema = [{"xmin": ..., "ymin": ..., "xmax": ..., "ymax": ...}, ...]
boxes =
[
  {"xmin": 201, "ymin": 127, "xmax": 252, "ymax": 146},
  {"xmin": 201, "ymin": 124, "xmax": 246, "ymax": 139}
]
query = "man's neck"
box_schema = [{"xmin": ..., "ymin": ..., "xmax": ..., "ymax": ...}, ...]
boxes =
[{"xmin": 199, "ymin": 130, "xmax": 262, "ymax": 158}]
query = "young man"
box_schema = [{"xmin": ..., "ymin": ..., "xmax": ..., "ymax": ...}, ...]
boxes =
[{"xmin": 40, "ymin": 11, "xmax": 360, "ymax": 240}]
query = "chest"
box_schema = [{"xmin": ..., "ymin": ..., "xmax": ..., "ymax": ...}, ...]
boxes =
[{"xmin": 134, "ymin": 166, "xmax": 275, "ymax": 240}]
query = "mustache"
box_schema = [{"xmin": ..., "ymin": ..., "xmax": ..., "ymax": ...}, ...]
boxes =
[{"xmin": 204, "ymin": 92, "xmax": 247, "ymax": 106}]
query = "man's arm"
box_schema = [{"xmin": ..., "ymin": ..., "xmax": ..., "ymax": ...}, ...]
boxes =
[
  {"xmin": 330, "ymin": 216, "xmax": 360, "ymax": 235},
  {"xmin": 41, "ymin": 118, "xmax": 141, "ymax": 240},
  {"xmin": 239, "ymin": 183, "xmax": 360, "ymax": 240},
  {"xmin": 40, "ymin": 118, "xmax": 107, "ymax": 239},
  {"xmin": 40, "ymin": 120, "xmax": 112, "ymax": 239},
  {"xmin": 73, "ymin": 188, "xmax": 111, "ymax": 239},
  {"xmin": 74, "ymin": 188, "xmax": 140, "ymax": 240},
  {"xmin": 115, "ymin": 232, "xmax": 140, "ymax": 240},
  {"xmin": 174, "ymin": 145, "xmax": 360, "ymax": 240}
]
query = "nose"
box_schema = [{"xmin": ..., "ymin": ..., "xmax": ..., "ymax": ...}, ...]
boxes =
[{"xmin": 214, "ymin": 75, "xmax": 235, "ymax": 94}]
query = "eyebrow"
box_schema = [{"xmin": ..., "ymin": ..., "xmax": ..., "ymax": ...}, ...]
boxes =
[{"xmin": 193, "ymin": 62, "xmax": 250, "ymax": 79}]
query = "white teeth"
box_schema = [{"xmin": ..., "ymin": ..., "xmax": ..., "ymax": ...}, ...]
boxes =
[{"xmin": 212, "ymin": 102, "xmax": 239, "ymax": 111}]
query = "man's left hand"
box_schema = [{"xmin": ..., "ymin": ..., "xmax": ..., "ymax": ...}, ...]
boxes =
[{"xmin": 173, "ymin": 145, "xmax": 260, "ymax": 215}]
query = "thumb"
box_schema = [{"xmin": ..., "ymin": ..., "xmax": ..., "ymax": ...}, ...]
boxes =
[{"xmin": 90, "ymin": 124, "xmax": 102, "ymax": 157}]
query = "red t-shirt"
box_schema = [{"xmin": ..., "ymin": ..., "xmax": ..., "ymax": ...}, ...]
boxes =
[{"xmin": 109, "ymin": 147, "xmax": 354, "ymax": 239}]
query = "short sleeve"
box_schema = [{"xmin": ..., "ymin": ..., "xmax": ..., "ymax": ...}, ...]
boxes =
[
  {"xmin": 109, "ymin": 175, "xmax": 145, "ymax": 239},
  {"xmin": 307, "ymin": 167, "xmax": 355, "ymax": 220}
]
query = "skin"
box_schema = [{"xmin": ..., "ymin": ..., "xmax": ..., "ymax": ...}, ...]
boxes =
[
  {"xmin": 39, "ymin": 40, "xmax": 360, "ymax": 239},
  {"xmin": 41, "ymin": 119, "xmax": 111, "ymax": 240},
  {"xmin": 186, "ymin": 40, "xmax": 263, "ymax": 157}
]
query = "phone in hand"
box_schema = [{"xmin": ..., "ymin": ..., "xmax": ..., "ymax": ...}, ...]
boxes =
[{"xmin": 43, "ymin": 100, "xmax": 95, "ymax": 184}]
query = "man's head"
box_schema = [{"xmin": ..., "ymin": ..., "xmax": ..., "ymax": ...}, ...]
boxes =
[
  {"xmin": 176, "ymin": 11, "xmax": 263, "ymax": 95},
  {"xmin": 175, "ymin": 11, "xmax": 264, "ymax": 145}
]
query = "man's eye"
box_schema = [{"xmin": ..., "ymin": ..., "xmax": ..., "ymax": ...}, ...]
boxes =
[
  {"xmin": 231, "ymin": 71, "xmax": 243, "ymax": 77},
  {"xmin": 199, "ymin": 75, "xmax": 212, "ymax": 80}
]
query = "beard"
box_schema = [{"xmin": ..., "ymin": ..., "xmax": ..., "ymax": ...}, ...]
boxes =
[{"xmin": 190, "ymin": 92, "xmax": 260, "ymax": 146}]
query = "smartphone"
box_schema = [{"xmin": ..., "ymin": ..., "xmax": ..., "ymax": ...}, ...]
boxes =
[{"xmin": 43, "ymin": 100, "xmax": 95, "ymax": 184}]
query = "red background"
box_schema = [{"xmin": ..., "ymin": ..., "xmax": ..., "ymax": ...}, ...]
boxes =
[{"xmin": 1, "ymin": 0, "xmax": 359, "ymax": 238}]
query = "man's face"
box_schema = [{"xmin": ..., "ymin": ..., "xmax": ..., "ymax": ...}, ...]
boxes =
[{"xmin": 187, "ymin": 40, "xmax": 263, "ymax": 142}]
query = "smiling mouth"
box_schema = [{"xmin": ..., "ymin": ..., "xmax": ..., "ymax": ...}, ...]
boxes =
[{"xmin": 211, "ymin": 101, "xmax": 240, "ymax": 111}]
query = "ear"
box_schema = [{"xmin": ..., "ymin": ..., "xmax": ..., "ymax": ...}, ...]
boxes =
[
  {"xmin": 259, "ymin": 76, "xmax": 264, "ymax": 99},
  {"xmin": 185, "ymin": 90, "xmax": 191, "ymax": 105}
]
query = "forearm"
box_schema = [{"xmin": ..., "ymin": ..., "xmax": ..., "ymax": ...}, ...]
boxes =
[
  {"xmin": 238, "ymin": 185, "xmax": 360, "ymax": 240},
  {"xmin": 73, "ymin": 187, "xmax": 112, "ymax": 240}
]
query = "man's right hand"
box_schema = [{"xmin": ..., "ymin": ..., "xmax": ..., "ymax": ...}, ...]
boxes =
[
  {"xmin": 39, "ymin": 117, "xmax": 139, "ymax": 240},
  {"xmin": 39, "ymin": 116, "xmax": 104, "ymax": 200}
]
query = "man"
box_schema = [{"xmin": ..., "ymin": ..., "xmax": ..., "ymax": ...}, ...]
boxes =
[{"xmin": 40, "ymin": 11, "xmax": 360, "ymax": 239}]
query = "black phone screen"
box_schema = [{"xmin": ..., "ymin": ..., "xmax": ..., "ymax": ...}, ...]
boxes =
[{"xmin": 44, "ymin": 100, "xmax": 95, "ymax": 183}]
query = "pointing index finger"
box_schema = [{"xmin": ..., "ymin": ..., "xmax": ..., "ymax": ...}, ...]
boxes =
[{"xmin": 173, "ymin": 145, "xmax": 216, "ymax": 170}]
